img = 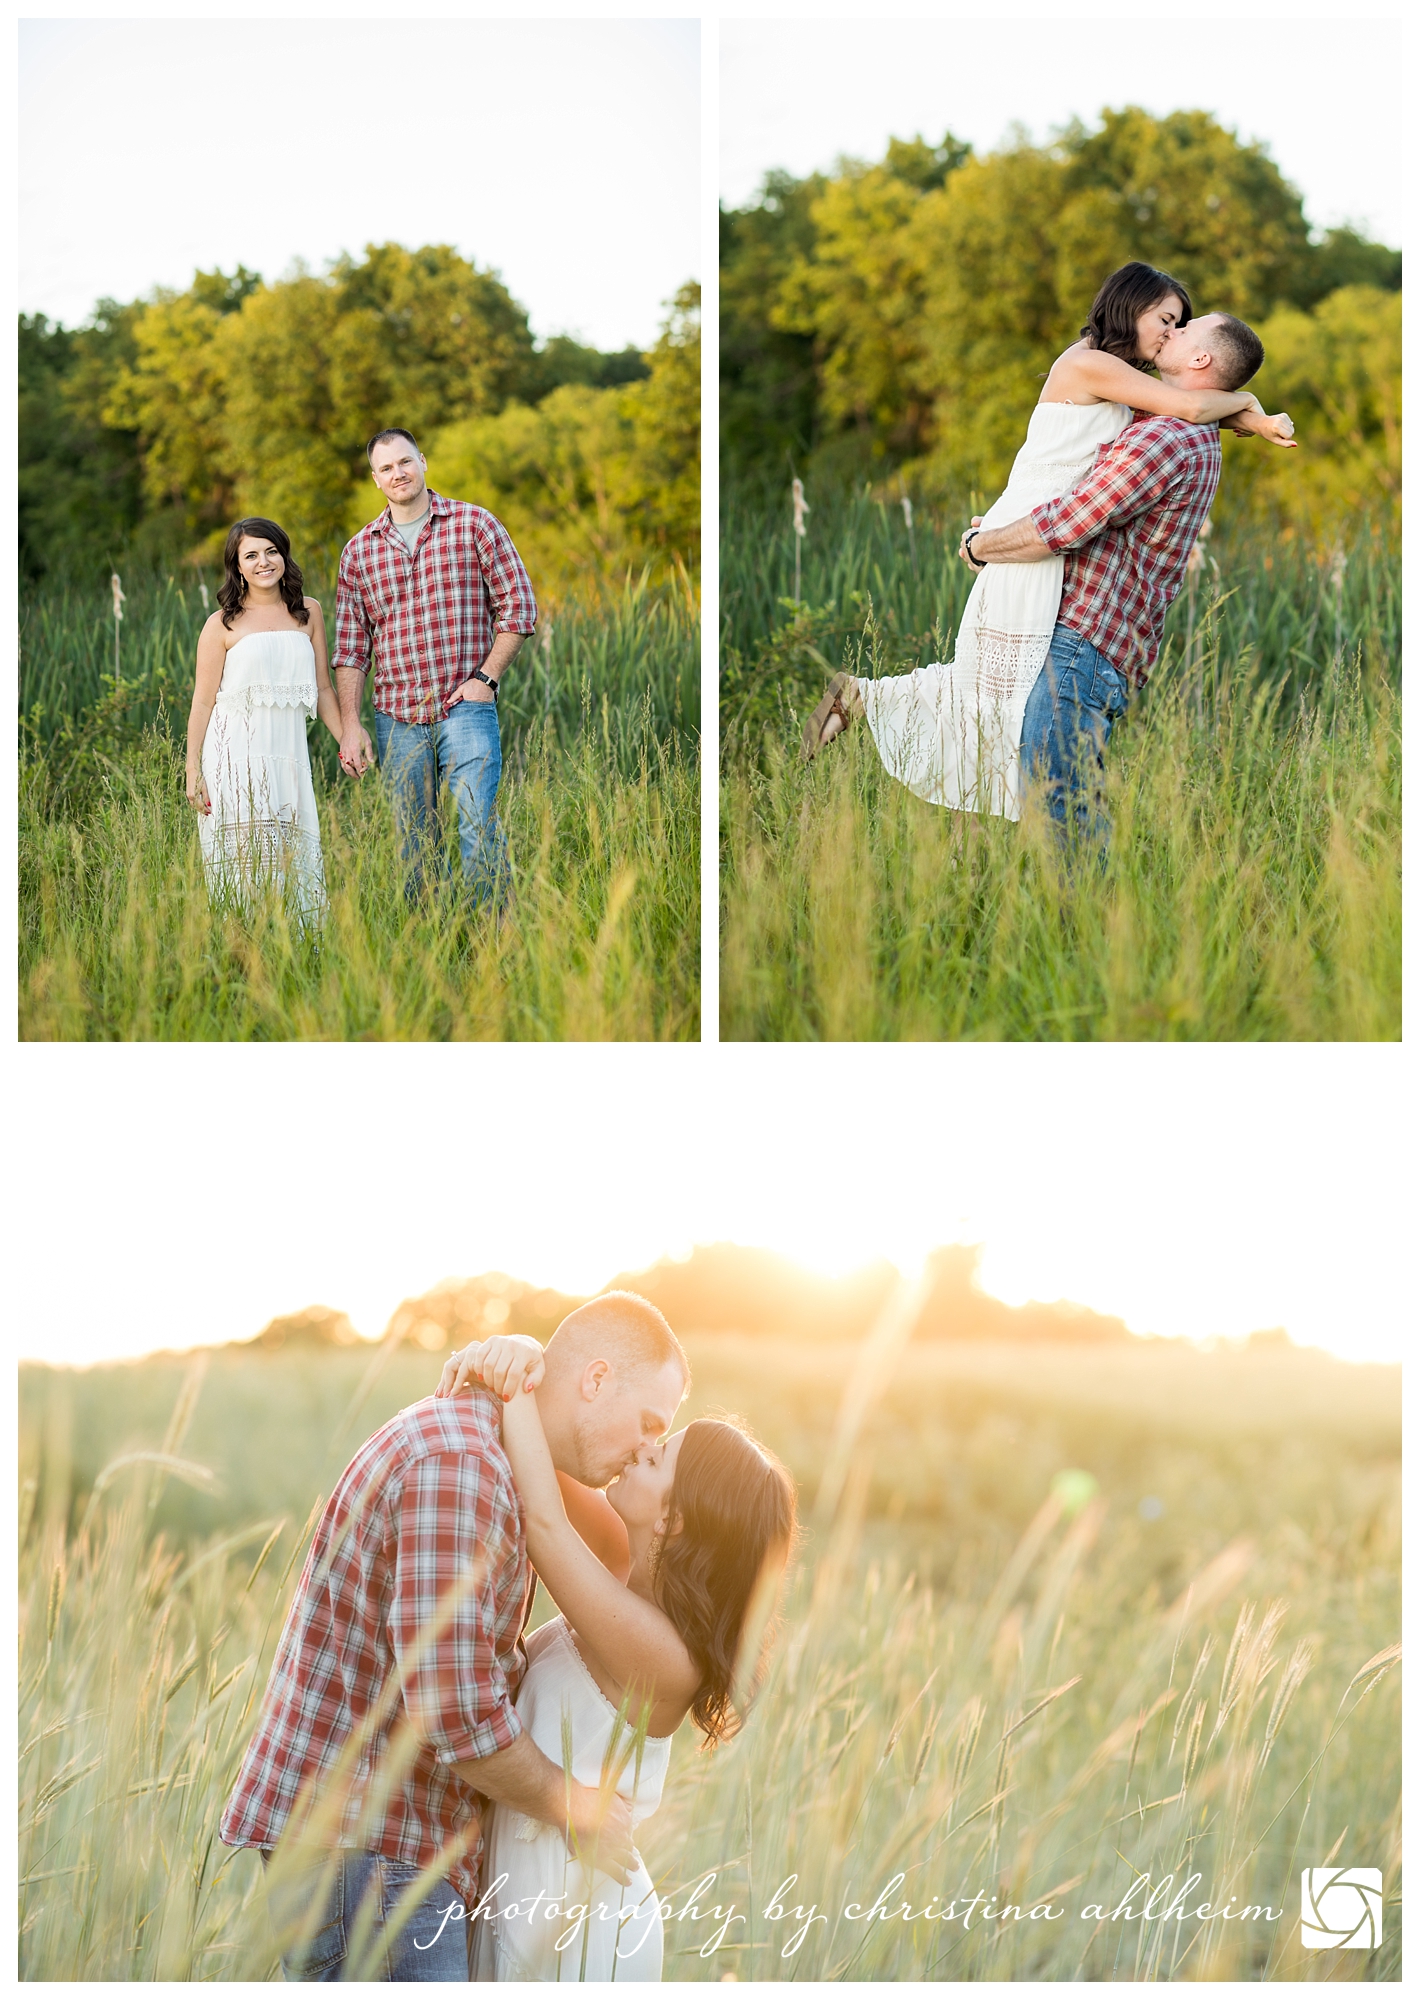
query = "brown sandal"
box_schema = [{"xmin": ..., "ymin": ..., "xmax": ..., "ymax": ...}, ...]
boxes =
[{"xmin": 802, "ymin": 671, "xmax": 861, "ymax": 760}]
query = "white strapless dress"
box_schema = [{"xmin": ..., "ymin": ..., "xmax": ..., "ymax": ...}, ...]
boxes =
[
  {"xmin": 859, "ymin": 401, "xmax": 1131, "ymax": 819},
  {"xmin": 199, "ymin": 629, "xmax": 326, "ymax": 923},
  {"xmin": 473, "ymin": 1616, "xmax": 673, "ymax": 1983}
]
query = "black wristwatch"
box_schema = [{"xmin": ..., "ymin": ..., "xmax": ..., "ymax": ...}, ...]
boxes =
[
  {"xmin": 964, "ymin": 530, "xmax": 986, "ymax": 568},
  {"xmin": 470, "ymin": 667, "xmax": 499, "ymax": 701}
]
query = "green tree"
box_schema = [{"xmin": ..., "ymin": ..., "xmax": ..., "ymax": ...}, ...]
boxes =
[
  {"xmin": 427, "ymin": 285, "xmax": 700, "ymax": 598},
  {"xmin": 19, "ymin": 307, "xmax": 145, "ymax": 580},
  {"xmin": 720, "ymin": 169, "xmax": 826, "ymax": 480}
]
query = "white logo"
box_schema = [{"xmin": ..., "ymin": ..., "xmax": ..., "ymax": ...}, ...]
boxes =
[{"xmin": 1300, "ymin": 1869, "xmax": 1381, "ymax": 1949}]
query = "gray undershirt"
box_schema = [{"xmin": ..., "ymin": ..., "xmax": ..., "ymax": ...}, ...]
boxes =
[{"xmin": 393, "ymin": 506, "xmax": 430, "ymax": 555}]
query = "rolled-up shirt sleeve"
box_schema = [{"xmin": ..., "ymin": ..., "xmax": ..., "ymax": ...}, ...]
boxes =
[
  {"xmin": 332, "ymin": 542, "xmax": 375, "ymax": 674},
  {"xmin": 389, "ymin": 1454, "xmax": 524, "ymax": 1764},
  {"xmin": 473, "ymin": 510, "xmax": 538, "ymax": 635},
  {"xmin": 1032, "ymin": 429, "xmax": 1185, "ymax": 553}
]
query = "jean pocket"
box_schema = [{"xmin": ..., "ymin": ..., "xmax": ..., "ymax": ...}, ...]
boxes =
[
  {"xmin": 268, "ymin": 1859, "xmax": 346, "ymax": 1977},
  {"xmin": 1090, "ymin": 655, "xmax": 1129, "ymax": 719}
]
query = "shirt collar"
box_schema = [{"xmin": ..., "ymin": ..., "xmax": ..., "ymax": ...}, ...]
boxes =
[{"xmin": 377, "ymin": 488, "xmax": 449, "ymax": 538}]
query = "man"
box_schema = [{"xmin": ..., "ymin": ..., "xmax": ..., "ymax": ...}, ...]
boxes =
[
  {"xmin": 958, "ymin": 312, "xmax": 1277, "ymax": 848},
  {"xmin": 334, "ymin": 429, "xmax": 537, "ymax": 908},
  {"xmin": 219, "ymin": 1292, "xmax": 689, "ymax": 1981}
]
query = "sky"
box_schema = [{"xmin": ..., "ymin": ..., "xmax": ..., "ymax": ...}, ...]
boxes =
[
  {"xmin": 16, "ymin": 1047, "xmax": 1406, "ymax": 1370},
  {"xmin": 720, "ymin": 19, "xmax": 1403, "ymax": 251},
  {"xmin": 19, "ymin": 17, "xmax": 700, "ymax": 351}
]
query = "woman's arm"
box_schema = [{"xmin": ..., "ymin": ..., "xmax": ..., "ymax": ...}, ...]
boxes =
[
  {"xmin": 308, "ymin": 599, "xmax": 373, "ymax": 756},
  {"xmin": 439, "ymin": 1337, "xmax": 697, "ymax": 1712},
  {"xmin": 1062, "ymin": 345, "xmax": 1253, "ymax": 423},
  {"xmin": 185, "ymin": 617, "xmax": 227, "ymax": 812},
  {"xmin": 499, "ymin": 1385, "xmax": 698, "ymax": 1711}
]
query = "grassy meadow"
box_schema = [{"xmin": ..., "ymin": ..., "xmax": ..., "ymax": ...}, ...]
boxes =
[
  {"xmin": 720, "ymin": 490, "xmax": 1400, "ymax": 1040},
  {"xmin": 20, "ymin": 567, "xmax": 699, "ymax": 1040},
  {"xmin": 20, "ymin": 1329, "xmax": 1400, "ymax": 1980}
]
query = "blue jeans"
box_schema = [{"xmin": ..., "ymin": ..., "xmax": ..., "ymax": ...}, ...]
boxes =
[
  {"xmin": 374, "ymin": 701, "xmax": 508, "ymax": 911},
  {"xmin": 1019, "ymin": 624, "xmax": 1132, "ymax": 851},
  {"xmin": 260, "ymin": 1849, "xmax": 469, "ymax": 1982}
]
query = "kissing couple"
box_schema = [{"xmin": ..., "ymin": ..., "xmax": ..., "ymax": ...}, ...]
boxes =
[
  {"xmin": 219, "ymin": 1293, "xmax": 798, "ymax": 1981},
  {"xmin": 184, "ymin": 430, "xmax": 537, "ymax": 925}
]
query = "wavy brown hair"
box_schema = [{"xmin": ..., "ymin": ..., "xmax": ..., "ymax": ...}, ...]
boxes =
[
  {"xmin": 649, "ymin": 1417, "xmax": 798, "ymax": 1746},
  {"xmin": 1081, "ymin": 261, "xmax": 1193, "ymax": 369},
  {"xmin": 217, "ymin": 517, "xmax": 310, "ymax": 630}
]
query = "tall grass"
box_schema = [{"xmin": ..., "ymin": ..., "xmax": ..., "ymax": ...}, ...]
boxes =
[
  {"xmin": 720, "ymin": 489, "xmax": 1399, "ymax": 1041},
  {"xmin": 19, "ymin": 1336, "xmax": 1400, "ymax": 1981},
  {"xmin": 19, "ymin": 566, "xmax": 699, "ymax": 1040}
]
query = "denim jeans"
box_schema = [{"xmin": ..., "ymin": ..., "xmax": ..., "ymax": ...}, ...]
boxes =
[
  {"xmin": 373, "ymin": 699, "xmax": 508, "ymax": 911},
  {"xmin": 1019, "ymin": 623, "xmax": 1132, "ymax": 852},
  {"xmin": 260, "ymin": 1848, "xmax": 469, "ymax": 1982}
]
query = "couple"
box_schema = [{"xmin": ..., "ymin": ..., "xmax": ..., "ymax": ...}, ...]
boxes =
[
  {"xmin": 803, "ymin": 262, "xmax": 1298, "ymax": 845},
  {"xmin": 184, "ymin": 430, "xmax": 536, "ymax": 923},
  {"xmin": 219, "ymin": 1294, "xmax": 797, "ymax": 1981}
]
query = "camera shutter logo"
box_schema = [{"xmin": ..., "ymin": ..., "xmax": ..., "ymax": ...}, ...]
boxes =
[{"xmin": 1300, "ymin": 1868, "xmax": 1381, "ymax": 1949}]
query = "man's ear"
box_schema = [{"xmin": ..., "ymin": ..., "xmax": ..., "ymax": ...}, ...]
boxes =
[{"xmin": 580, "ymin": 1358, "xmax": 612, "ymax": 1401}]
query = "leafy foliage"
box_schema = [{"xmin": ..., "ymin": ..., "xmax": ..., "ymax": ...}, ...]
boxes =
[
  {"xmin": 722, "ymin": 107, "xmax": 1400, "ymax": 534},
  {"xmin": 21, "ymin": 247, "xmax": 695, "ymax": 593}
]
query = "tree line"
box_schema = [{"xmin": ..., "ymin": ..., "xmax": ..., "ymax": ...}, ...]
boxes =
[
  {"xmin": 722, "ymin": 108, "xmax": 1399, "ymax": 534},
  {"xmin": 21, "ymin": 243, "xmax": 699, "ymax": 597}
]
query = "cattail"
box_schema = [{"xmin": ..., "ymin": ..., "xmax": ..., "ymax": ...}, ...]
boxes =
[
  {"xmin": 110, "ymin": 572, "xmax": 126, "ymax": 681},
  {"xmin": 791, "ymin": 477, "xmax": 809, "ymax": 603},
  {"xmin": 199, "ymin": 581, "xmax": 210, "ymax": 613}
]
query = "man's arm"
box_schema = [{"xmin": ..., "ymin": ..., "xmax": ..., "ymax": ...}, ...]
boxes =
[
  {"xmin": 446, "ymin": 509, "xmax": 538, "ymax": 706},
  {"xmin": 959, "ymin": 515, "xmax": 1055, "ymax": 569},
  {"xmin": 454, "ymin": 1733, "xmax": 636, "ymax": 1883}
]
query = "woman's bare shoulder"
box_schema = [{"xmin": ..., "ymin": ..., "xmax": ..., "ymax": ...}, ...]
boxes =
[
  {"xmin": 199, "ymin": 610, "xmax": 232, "ymax": 645},
  {"xmin": 1040, "ymin": 338, "xmax": 1098, "ymax": 404},
  {"xmin": 303, "ymin": 595, "xmax": 323, "ymax": 616}
]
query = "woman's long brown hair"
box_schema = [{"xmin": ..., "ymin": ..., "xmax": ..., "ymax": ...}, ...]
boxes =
[
  {"xmin": 650, "ymin": 1417, "xmax": 797, "ymax": 1745},
  {"xmin": 217, "ymin": 517, "xmax": 310, "ymax": 630},
  {"xmin": 1081, "ymin": 261, "xmax": 1193, "ymax": 369}
]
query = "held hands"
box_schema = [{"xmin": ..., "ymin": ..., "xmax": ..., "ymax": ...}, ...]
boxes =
[
  {"xmin": 186, "ymin": 771, "xmax": 212, "ymax": 815},
  {"xmin": 958, "ymin": 516, "xmax": 986, "ymax": 569},
  {"xmin": 436, "ymin": 1333, "xmax": 546, "ymax": 1402},
  {"xmin": 339, "ymin": 728, "xmax": 375, "ymax": 777}
]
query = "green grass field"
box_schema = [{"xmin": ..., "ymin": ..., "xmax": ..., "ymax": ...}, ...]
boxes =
[
  {"xmin": 20, "ymin": 568, "xmax": 699, "ymax": 1040},
  {"xmin": 20, "ymin": 1331, "xmax": 1400, "ymax": 1979},
  {"xmin": 720, "ymin": 490, "xmax": 1400, "ymax": 1041}
]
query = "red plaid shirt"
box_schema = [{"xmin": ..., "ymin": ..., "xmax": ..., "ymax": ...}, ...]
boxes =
[
  {"xmin": 333, "ymin": 490, "xmax": 538, "ymax": 722},
  {"xmin": 1031, "ymin": 415, "xmax": 1221, "ymax": 687},
  {"xmin": 219, "ymin": 1392, "xmax": 528, "ymax": 1904}
]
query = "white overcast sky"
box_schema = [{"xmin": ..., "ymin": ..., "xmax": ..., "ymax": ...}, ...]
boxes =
[
  {"xmin": 721, "ymin": 18, "xmax": 1403, "ymax": 251},
  {"xmin": 15, "ymin": 1048, "xmax": 1407, "ymax": 1369},
  {"xmin": 19, "ymin": 17, "xmax": 700, "ymax": 349}
]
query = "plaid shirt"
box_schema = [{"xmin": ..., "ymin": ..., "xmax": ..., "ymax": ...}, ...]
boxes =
[
  {"xmin": 333, "ymin": 490, "xmax": 537, "ymax": 722},
  {"xmin": 1031, "ymin": 415, "xmax": 1221, "ymax": 686},
  {"xmin": 219, "ymin": 1392, "xmax": 528, "ymax": 1904}
]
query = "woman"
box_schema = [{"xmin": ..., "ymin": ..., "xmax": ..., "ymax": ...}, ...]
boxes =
[
  {"xmin": 802, "ymin": 263, "xmax": 1296, "ymax": 818},
  {"xmin": 434, "ymin": 1334, "xmax": 797, "ymax": 1982},
  {"xmin": 184, "ymin": 518, "xmax": 369, "ymax": 923}
]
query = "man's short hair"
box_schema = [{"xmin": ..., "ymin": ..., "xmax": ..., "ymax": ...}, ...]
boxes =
[
  {"xmin": 1209, "ymin": 316, "xmax": 1265, "ymax": 391},
  {"xmin": 547, "ymin": 1290, "xmax": 690, "ymax": 1388},
  {"xmin": 366, "ymin": 427, "xmax": 421, "ymax": 462}
]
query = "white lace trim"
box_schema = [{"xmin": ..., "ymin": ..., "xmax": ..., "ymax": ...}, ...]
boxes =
[
  {"xmin": 214, "ymin": 682, "xmax": 317, "ymax": 717},
  {"xmin": 957, "ymin": 625, "xmax": 1053, "ymax": 703}
]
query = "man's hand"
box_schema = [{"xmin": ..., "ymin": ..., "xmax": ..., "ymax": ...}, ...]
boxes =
[
  {"xmin": 339, "ymin": 727, "xmax": 374, "ymax": 777},
  {"xmin": 446, "ymin": 675, "xmax": 497, "ymax": 707},
  {"xmin": 565, "ymin": 1784, "xmax": 636, "ymax": 1884},
  {"xmin": 958, "ymin": 516, "xmax": 985, "ymax": 569},
  {"xmin": 436, "ymin": 1334, "xmax": 546, "ymax": 1401}
]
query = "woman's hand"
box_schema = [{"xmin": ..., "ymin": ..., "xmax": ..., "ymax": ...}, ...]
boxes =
[
  {"xmin": 436, "ymin": 1333, "xmax": 546, "ymax": 1402},
  {"xmin": 186, "ymin": 770, "xmax": 212, "ymax": 815},
  {"xmin": 1223, "ymin": 406, "xmax": 1298, "ymax": 448},
  {"xmin": 958, "ymin": 515, "xmax": 985, "ymax": 568}
]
